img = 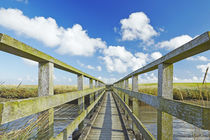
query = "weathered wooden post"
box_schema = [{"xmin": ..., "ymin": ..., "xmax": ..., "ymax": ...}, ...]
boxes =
[
  {"xmin": 124, "ymin": 79, "xmax": 129, "ymax": 120},
  {"xmin": 121, "ymin": 81, "xmax": 125, "ymax": 112},
  {"xmin": 78, "ymin": 74, "xmax": 84, "ymax": 134},
  {"xmin": 120, "ymin": 81, "xmax": 123, "ymax": 99},
  {"xmin": 89, "ymin": 78, "xmax": 94, "ymax": 104},
  {"xmin": 157, "ymin": 63, "xmax": 173, "ymax": 140},
  {"xmin": 95, "ymin": 80, "xmax": 98, "ymax": 99},
  {"xmin": 37, "ymin": 62, "xmax": 54, "ymax": 139},
  {"xmin": 132, "ymin": 75, "xmax": 141, "ymax": 139}
]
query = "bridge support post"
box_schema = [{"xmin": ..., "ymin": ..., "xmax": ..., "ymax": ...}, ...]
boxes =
[
  {"xmin": 121, "ymin": 81, "xmax": 125, "ymax": 112},
  {"xmin": 37, "ymin": 62, "xmax": 54, "ymax": 139},
  {"xmin": 76, "ymin": 74, "xmax": 85, "ymax": 138},
  {"xmin": 157, "ymin": 63, "xmax": 173, "ymax": 140},
  {"xmin": 89, "ymin": 79, "xmax": 94, "ymax": 104},
  {"xmin": 132, "ymin": 75, "xmax": 141, "ymax": 139},
  {"xmin": 124, "ymin": 79, "xmax": 129, "ymax": 120},
  {"xmin": 95, "ymin": 80, "xmax": 98, "ymax": 99},
  {"xmin": 120, "ymin": 81, "xmax": 123, "ymax": 99}
]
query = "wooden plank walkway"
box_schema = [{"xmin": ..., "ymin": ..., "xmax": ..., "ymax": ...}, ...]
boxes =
[{"xmin": 87, "ymin": 91, "xmax": 126, "ymax": 140}]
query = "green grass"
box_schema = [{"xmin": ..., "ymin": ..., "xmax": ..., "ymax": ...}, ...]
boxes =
[
  {"xmin": 0, "ymin": 83, "xmax": 209, "ymax": 101},
  {"xmin": 0, "ymin": 85, "xmax": 77, "ymax": 100},
  {"xmin": 138, "ymin": 83, "xmax": 210, "ymax": 100}
]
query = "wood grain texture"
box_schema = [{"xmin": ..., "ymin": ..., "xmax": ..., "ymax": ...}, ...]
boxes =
[
  {"xmin": 113, "ymin": 89, "xmax": 155, "ymax": 140},
  {"xmin": 0, "ymin": 33, "xmax": 103, "ymax": 83},
  {"xmin": 115, "ymin": 87, "xmax": 210, "ymax": 130}
]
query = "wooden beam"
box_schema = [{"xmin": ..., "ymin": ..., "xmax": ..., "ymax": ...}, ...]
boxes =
[
  {"xmin": 115, "ymin": 31, "xmax": 210, "ymax": 83},
  {"xmin": 51, "ymin": 90, "xmax": 105, "ymax": 140},
  {"xmin": 157, "ymin": 63, "xmax": 173, "ymax": 140},
  {"xmin": 114, "ymin": 87, "xmax": 210, "ymax": 130},
  {"xmin": 37, "ymin": 62, "xmax": 54, "ymax": 139},
  {"xmin": 0, "ymin": 33, "xmax": 103, "ymax": 83},
  {"xmin": 0, "ymin": 87, "xmax": 105, "ymax": 125},
  {"xmin": 112, "ymin": 89, "xmax": 155, "ymax": 140}
]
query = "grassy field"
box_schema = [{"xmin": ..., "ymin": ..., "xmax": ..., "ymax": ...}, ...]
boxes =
[
  {"xmin": 0, "ymin": 85, "xmax": 77, "ymax": 101},
  {"xmin": 0, "ymin": 83, "xmax": 209, "ymax": 101},
  {"xmin": 138, "ymin": 83, "xmax": 210, "ymax": 100}
]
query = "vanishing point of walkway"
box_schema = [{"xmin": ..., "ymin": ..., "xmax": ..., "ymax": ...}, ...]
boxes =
[{"xmin": 87, "ymin": 91, "xmax": 127, "ymax": 140}]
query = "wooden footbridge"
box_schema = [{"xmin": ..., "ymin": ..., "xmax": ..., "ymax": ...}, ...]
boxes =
[{"xmin": 0, "ymin": 31, "xmax": 210, "ymax": 140}]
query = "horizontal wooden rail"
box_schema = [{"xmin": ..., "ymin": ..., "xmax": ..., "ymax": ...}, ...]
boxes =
[
  {"xmin": 114, "ymin": 87, "xmax": 210, "ymax": 130},
  {"xmin": 112, "ymin": 89, "xmax": 155, "ymax": 140},
  {"xmin": 51, "ymin": 90, "xmax": 105, "ymax": 140},
  {"xmin": 0, "ymin": 87, "xmax": 105, "ymax": 125},
  {"xmin": 115, "ymin": 31, "xmax": 210, "ymax": 83},
  {"xmin": 0, "ymin": 33, "xmax": 103, "ymax": 83}
]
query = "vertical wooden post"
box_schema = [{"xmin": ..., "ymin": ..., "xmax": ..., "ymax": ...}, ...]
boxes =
[
  {"xmin": 89, "ymin": 78, "xmax": 94, "ymax": 104},
  {"xmin": 37, "ymin": 62, "xmax": 54, "ymax": 139},
  {"xmin": 38, "ymin": 62, "xmax": 54, "ymax": 96},
  {"xmin": 132, "ymin": 75, "xmax": 141, "ymax": 138},
  {"xmin": 124, "ymin": 79, "xmax": 129, "ymax": 119},
  {"xmin": 157, "ymin": 63, "xmax": 173, "ymax": 140},
  {"xmin": 78, "ymin": 74, "xmax": 84, "ymax": 132},
  {"xmin": 119, "ymin": 82, "xmax": 122, "ymax": 98},
  {"xmin": 120, "ymin": 81, "xmax": 124, "ymax": 98},
  {"xmin": 95, "ymin": 80, "xmax": 98, "ymax": 99}
]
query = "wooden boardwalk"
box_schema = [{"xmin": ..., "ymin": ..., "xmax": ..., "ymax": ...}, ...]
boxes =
[{"xmin": 87, "ymin": 91, "xmax": 126, "ymax": 140}]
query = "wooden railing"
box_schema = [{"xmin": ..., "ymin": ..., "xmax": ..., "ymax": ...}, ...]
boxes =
[
  {"xmin": 113, "ymin": 31, "xmax": 210, "ymax": 140},
  {"xmin": 0, "ymin": 33, "xmax": 105, "ymax": 139}
]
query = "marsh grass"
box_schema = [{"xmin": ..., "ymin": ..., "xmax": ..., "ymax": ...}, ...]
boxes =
[
  {"xmin": 0, "ymin": 85, "xmax": 77, "ymax": 100},
  {"xmin": 138, "ymin": 83, "xmax": 210, "ymax": 101}
]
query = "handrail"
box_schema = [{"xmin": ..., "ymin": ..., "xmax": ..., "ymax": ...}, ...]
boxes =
[
  {"xmin": 114, "ymin": 31, "xmax": 210, "ymax": 83},
  {"xmin": 0, "ymin": 87, "xmax": 105, "ymax": 125},
  {"xmin": 113, "ymin": 31, "xmax": 210, "ymax": 139},
  {"xmin": 112, "ymin": 90, "xmax": 155, "ymax": 140},
  {"xmin": 0, "ymin": 33, "xmax": 103, "ymax": 83},
  {"xmin": 51, "ymin": 90, "xmax": 105, "ymax": 140},
  {"xmin": 115, "ymin": 87, "xmax": 210, "ymax": 130}
]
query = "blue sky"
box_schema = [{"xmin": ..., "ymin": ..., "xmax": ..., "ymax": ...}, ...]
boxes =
[{"xmin": 0, "ymin": 0, "xmax": 209, "ymax": 85}]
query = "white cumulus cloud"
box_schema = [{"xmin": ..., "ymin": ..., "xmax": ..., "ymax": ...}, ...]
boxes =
[
  {"xmin": 97, "ymin": 66, "xmax": 102, "ymax": 71},
  {"xmin": 101, "ymin": 46, "xmax": 149, "ymax": 73},
  {"xmin": 120, "ymin": 12, "xmax": 158, "ymax": 44},
  {"xmin": 56, "ymin": 24, "xmax": 106, "ymax": 56},
  {"xmin": 157, "ymin": 35, "xmax": 193, "ymax": 50},
  {"xmin": 187, "ymin": 56, "xmax": 209, "ymax": 62},
  {"xmin": 98, "ymin": 76, "xmax": 117, "ymax": 84},
  {"xmin": 151, "ymin": 52, "xmax": 162, "ymax": 60},
  {"xmin": 87, "ymin": 65, "xmax": 94, "ymax": 70},
  {"xmin": 16, "ymin": 0, "xmax": 28, "ymax": 3},
  {"xmin": 0, "ymin": 8, "xmax": 106, "ymax": 56}
]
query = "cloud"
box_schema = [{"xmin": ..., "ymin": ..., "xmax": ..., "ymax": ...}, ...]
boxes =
[
  {"xmin": 187, "ymin": 56, "xmax": 210, "ymax": 62},
  {"xmin": 22, "ymin": 58, "xmax": 38, "ymax": 66},
  {"xmin": 87, "ymin": 65, "xmax": 94, "ymax": 70},
  {"xmin": 158, "ymin": 27, "xmax": 164, "ymax": 32},
  {"xmin": 151, "ymin": 52, "xmax": 162, "ymax": 60},
  {"xmin": 101, "ymin": 46, "xmax": 149, "ymax": 73},
  {"xmin": 98, "ymin": 76, "xmax": 117, "ymax": 84},
  {"xmin": 56, "ymin": 24, "xmax": 106, "ymax": 56},
  {"xmin": 0, "ymin": 8, "xmax": 106, "ymax": 56},
  {"xmin": 197, "ymin": 63, "xmax": 210, "ymax": 73},
  {"xmin": 157, "ymin": 35, "xmax": 193, "ymax": 50},
  {"xmin": 16, "ymin": 0, "xmax": 28, "ymax": 4},
  {"xmin": 138, "ymin": 73, "xmax": 158, "ymax": 83},
  {"xmin": 120, "ymin": 12, "xmax": 158, "ymax": 44},
  {"xmin": 76, "ymin": 61, "xmax": 102, "ymax": 71},
  {"xmin": 97, "ymin": 66, "xmax": 102, "ymax": 71},
  {"xmin": 173, "ymin": 76, "xmax": 205, "ymax": 83}
]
